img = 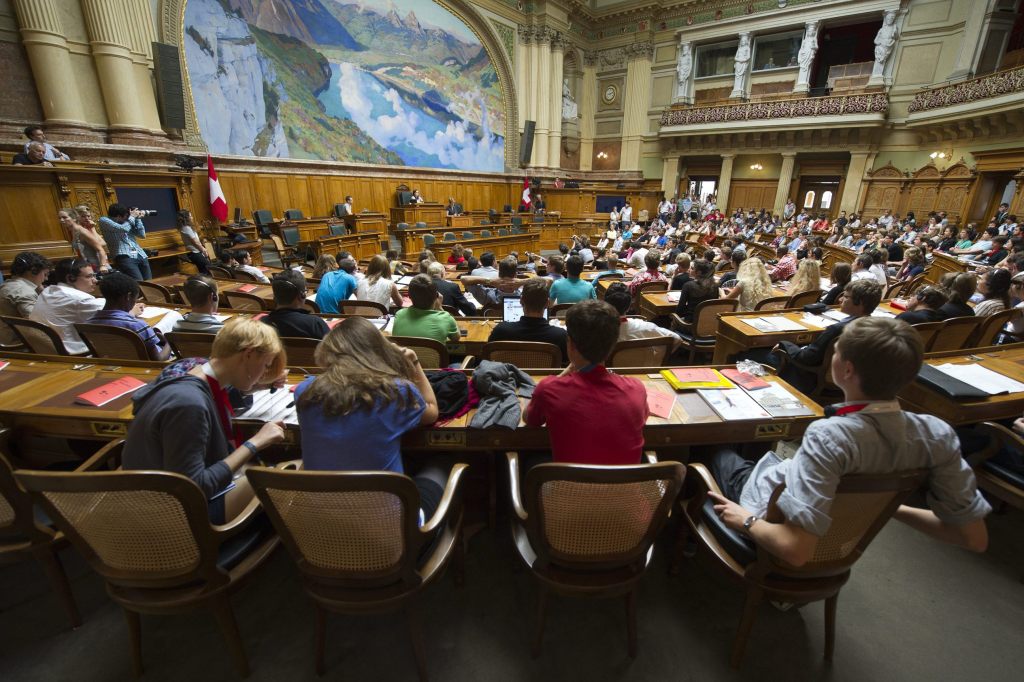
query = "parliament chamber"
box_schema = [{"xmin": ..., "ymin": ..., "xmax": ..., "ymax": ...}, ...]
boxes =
[{"xmin": 1, "ymin": 0, "xmax": 1024, "ymax": 680}]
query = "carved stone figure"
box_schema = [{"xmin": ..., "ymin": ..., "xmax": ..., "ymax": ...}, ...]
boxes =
[
  {"xmin": 871, "ymin": 11, "xmax": 898, "ymax": 79},
  {"xmin": 795, "ymin": 21, "xmax": 819, "ymax": 92},
  {"xmin": 675, "ymin": 41, "xmax": 693, "ymax": 103},
  {"xmin": 731, "ymin": 34, "xmax": 751, "ymax": 98},
  {"xmin": 561, "ymin": 79, "xmax": 578, "ymax": 121}
]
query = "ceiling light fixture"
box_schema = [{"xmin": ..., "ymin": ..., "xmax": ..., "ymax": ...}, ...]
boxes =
[
  {"xmin": 750, "ymin": 162, "xmax": 763, "ymax": 170},
  {"xmin": 597, "ymin": 151, "xmax": 609, "ymax": 159},
  {"xmin": 929, "ymin": 151, "xmax": 947, "ymax": 159}
]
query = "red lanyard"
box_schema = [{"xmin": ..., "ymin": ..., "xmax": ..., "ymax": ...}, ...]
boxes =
[
  {"xmin": 205, "ymin": 374, "xmax": 239, "ymax": 448},
  {"xmin": 833, "ymin": 403, "xmax": 868, "ymax": 416}
]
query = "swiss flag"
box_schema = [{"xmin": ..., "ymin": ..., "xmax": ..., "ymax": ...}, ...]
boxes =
[
  {"xmin": 520, "ymin": 178, "xmax": 531, "ymax": 210},
  {"xmin": 208, "ymin": 154, "xmax": 228, "ymax": 222}
]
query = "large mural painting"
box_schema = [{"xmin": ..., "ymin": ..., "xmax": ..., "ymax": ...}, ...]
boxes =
[{"xmin": 184, "ymin": 0, "xmax": 505, "ymax": 171}]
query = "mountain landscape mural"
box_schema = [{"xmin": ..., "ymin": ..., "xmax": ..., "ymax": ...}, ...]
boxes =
[{"xmin": 184, "ymin": 0, "xmax": 506, "ymax": 171}]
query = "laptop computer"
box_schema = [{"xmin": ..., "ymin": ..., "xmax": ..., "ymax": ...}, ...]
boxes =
[{"xmin": 502, "ymin": 296, "xmax": 547, "ymax": 323}]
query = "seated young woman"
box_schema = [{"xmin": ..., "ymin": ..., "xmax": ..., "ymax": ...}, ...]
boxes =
[
  {"xmin": 294, "ymin": 317, "xmax": 446, "ymax": 522},
  {"xmin": 122, "ymin": 318, "xmax": 287, "ymax": 524}
]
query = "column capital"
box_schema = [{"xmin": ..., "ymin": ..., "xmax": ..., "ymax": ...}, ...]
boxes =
[
  {"xmin": 780, "ymin": 152, "xmax": 798, "ymax": 159},
  {"xmin": 583, "ymin": 50, "xmax": 599, "ymax": 67},
  {"xmin": 720, "ymin": 153, "xmax": 736, "ymax": 160},
  {"xmin": 624, "ymin": 42, "xmax": 654, "ymax": 61}
]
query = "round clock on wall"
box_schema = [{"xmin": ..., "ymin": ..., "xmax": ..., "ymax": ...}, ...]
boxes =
[{"xmin": 602, "ymin": 84, "xmax": 618, "ymax": 104}]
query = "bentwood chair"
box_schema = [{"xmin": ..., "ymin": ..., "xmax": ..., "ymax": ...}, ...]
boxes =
[
  {"xmin": 671, "ymin": 298, "xmax": 739, "ymax": 362},
  {"xmin": 772, "ymin": 342, "xmax": 838, "ymax": 401},
  {"xmin": 165, "ymin": 331, "xmax": 216, "ymax": 359},
  {"xmin": 608, "ymin": 337, "xmax": 675, "ymax": 367},
  {"xmin": 75, "ymin": 323, "xmax": 151, "ymax": 361},
  {"xmin": 17, "ymin": 440, "xmax": 279, "ymax": 677},
  {"xmin": 506, "ymin": 453, "xmax": 684, "ymax": 658},
  {"xmin": 926, "ymin": 316, "xmax": 982, "ymax": 352},
  {"xmin": 674, "ymin": 463, "xmax": 926, "ymax": 667},
  {"xmin": 281, "ymin": 337, "xmax": 320, "ymax": 371},
  {"xmin": 482, "ymin": 341, "xmax": 562, "ymax": 368},
  {"xmin": 967, "ymin": 422, "xmax": 1024, "ymax": 516},
  {"xmin": 968, "ymin": 308, "xmax": 1020, "ymax": 348},
  {"xmin": 222, "ymin": 291, "xmax": 268, "ymax": 311},
  {"xmin": 338, "ymin": 300, "xmax": 388, "ymax": 318},
  {"xmin": 268, "ymin": 234, "xmax": 301, "ymax": 269},
  {"xmin": 0, "ymin": 429, "xmax": 82, "ymax": 628},
  {"xmin": 136, "ymin": 280, "xmax": 176, "ymax": 305},
  {"xmin": 787, "ymin": 289, "xmax": 823, "ymax": 309},
  {"xmin": 910, "ymin": 321, "xmax": 944, "ymax": 351},
  {"xmin": 246, "ymin": 464, "xmax": 469, "ymax": 679},
  {"xmin": 390, "ymin": 336, "xmax": 451, "ymax": 369},
  {"xmin": 0, "ymin": 315, "xmax": 77, "ymax": 356},
  {"xmin": 232, "ymin": 268, "xmax": 263, "ymax": 283},
  {"xmin": 209, "ymin": 264, "xmax": 234, "ymax": 278},
  {"xmin": 753, "ymin": 296, "xmax": 790, "ymax": 311}
]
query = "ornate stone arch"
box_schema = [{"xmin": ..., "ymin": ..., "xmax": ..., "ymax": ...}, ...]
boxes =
[{"xmin": 159, "ymin": 0, "xmax": 520, "ymax": 171}]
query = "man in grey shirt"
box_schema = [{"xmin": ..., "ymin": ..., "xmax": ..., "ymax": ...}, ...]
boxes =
[{"xmin": 709, "ymin": 317, "xmax": 990, "ymax": 566}]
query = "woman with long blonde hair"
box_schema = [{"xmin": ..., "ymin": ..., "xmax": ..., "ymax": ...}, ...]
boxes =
[
  {"xmin": 356, "ymin": 254, "xmax": 404, "ymax": 307},
  {"xmin": 725, "ymin": 257, "xmax": 774, "ymax": 311},
  {"xmin": 787, "ymin": 258, "xmax": 822, "ymax": 298},
  {"xmin": 121, "ymin": 318, "xmax": 288, "ymax": 523},
  {"xmin": 61, "ymin": 206, "xmax": 111, "ymax": 272}
]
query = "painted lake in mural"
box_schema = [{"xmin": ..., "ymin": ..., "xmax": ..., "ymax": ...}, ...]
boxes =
[{"xmin": 184, "ymin": 0, "xmax": 505, "ymax": 171}]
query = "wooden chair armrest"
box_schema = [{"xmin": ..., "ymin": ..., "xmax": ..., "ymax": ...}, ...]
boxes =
[
  {"xmin": 274, "ymin": 459, "xmax": 302, "ymax": 471},
  {"xmin": 457, "ymin": 355, "xmax": 475, "ymax": 370},
  {"xmin": 420, "ymin": 463, "xmax": 470, "ymax": 535},
  {"xmin": 670, "ymin": 313, "xmax": 691, "ymax": 334},
  {"xmin": 76, "ymin": 439, "xmax": 125, "ymax": 471},
  {"xmin": 505, "ymin": 452, "xmax": 528, "ymax": 522},
  {"xmin": 968, "ymin": 421, "xmax": 1024, "ymax": 468},
  {"xmin": 683, "ymin": 462, "xmax": 725, "ymax": 519},
  {"xmin": 212, "ymin": 488, "xmax": 264, "ymax": 540},
  {"xmin": 644, "ymin": 450, "xmax": 659, "ymax": 464}
]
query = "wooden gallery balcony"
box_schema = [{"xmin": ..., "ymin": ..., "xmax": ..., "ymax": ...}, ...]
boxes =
[{"xmin": 906, "ymin": 65, "xmax": 1024, "ymax": 140}]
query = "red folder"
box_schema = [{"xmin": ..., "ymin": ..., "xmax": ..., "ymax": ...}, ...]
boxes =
[
  {"xmin": 236, "ymin": 284, "xmax": 258, "ymax": 293},
  {"xmin": 74, "ymin": 377, "xmax": 147, "ymax": 407}
]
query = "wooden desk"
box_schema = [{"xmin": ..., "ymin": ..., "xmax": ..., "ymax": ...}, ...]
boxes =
[
  {"xmin": 390, "ymin": 204, "xmax": 445, "ymax": 228},
  {"xmin": 897, "ymin": 346, "xmax": 1024, "ymax": 425},
  {"xmin": 927, "ymin": 252, "xmax": 969, "ymax": 285},
  {"xmin": 0, "ymin": 356, "xmax": 823, "ymax": 450},
  {"xmin": 428, "ymin": 232, "xmax": 540, "ymax": 263},
  {"xmin": 150, "ymin": 274, "xmax": 277, "ymax": 308},
  {"xmin": 269, "ymin": 217, "xmax": 338, "ymax": 244},
  {"xmin": 342, "ymin": 212, "xmax": 386, "ymax": 234},
  {"xmin": 300, "ymin": 232, "xmax": 383, "ymax": 260},
  {"xmin": 446, "ymin": 216, "xmax": 473, "ymax": 228}
]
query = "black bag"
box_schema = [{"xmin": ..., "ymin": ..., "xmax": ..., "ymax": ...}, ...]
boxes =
[
  {"xmin": 426, "ymin": 370, "xmax": 469, "ymax": 418},
  {"xmin": 803, "ymin": 302, "xmax": 827, "ymax": 314}
]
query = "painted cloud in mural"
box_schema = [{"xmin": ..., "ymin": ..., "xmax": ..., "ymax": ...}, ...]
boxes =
[{"xmin": 184, "ymin": 0, "xmax": 505, "ymax": 172}]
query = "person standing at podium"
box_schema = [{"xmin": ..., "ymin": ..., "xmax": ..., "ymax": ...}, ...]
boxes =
[
  {"xmin": 446, "ymin": 197, "xmax": 460, "ymax": 216},
  {"xmin": 339, "ymin": 196, "xmax": 354, "ymax": 216},
  {"xmin": 411, "ymin": 189, "xmax": 424, "ymax": 205}
]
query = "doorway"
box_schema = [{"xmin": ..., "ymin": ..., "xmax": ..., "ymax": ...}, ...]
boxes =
[
  {"xmin": 969, "ymin": 172, "xmax": 1015, "ymax": 223},
  {"xmin": 796, "ymin": 176, "xmax": 841, "ymax": 219},
  {"xmin": 683, "ymin": 176, "xmax": 719, "ymax": 206}
]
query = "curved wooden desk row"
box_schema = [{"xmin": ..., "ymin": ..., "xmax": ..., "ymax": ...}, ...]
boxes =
[{"xmin": 0, "ymin": 354, "xmax": 822, "ymax": 452}]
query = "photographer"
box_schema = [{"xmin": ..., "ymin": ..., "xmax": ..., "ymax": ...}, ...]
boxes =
[{"xmin": 99, "ymin": 203, "xmax": 151, "ymax": 280}]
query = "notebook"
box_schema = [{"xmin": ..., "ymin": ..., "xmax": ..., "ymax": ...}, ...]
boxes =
[{"xmin": 75, "ymin": 377, "xmax": 147, "ymax": 407}]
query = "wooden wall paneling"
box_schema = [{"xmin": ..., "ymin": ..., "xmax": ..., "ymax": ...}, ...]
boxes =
[
  {"xmin": 729, "ymin": 180, "xmax": 777, "ymax": 213},
  {"xmin": 1012, "ymin": 170, "xmax": 1024, "ymax": 217},
  {"xmin": 308, "ymin": 176, "xmax": 328, "ymax": 216},
  {"xmin": 0, "ymin": 180, "xmax": 65, "ymax": 244},
  {"xmin": 861, "ymin": 163, "xmax": 906, "ymax": 219},
  {"xmin": 271, "ymin": 176, "xmax": 292, "ymax": 214},
  {"xmin": 252, "ymin": 175, "xmax": 277, "ymax": 217}
]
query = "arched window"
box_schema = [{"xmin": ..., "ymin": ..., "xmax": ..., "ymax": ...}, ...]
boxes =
[
  {"xmin": 821, "ymin": 191, "xmax": 833, "ymax": 209},
  {"xmin": 803, "ymin": 191, "xmax": 816, "ymax": 208}
]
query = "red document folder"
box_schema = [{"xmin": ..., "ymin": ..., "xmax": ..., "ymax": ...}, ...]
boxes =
[{"xmin": 74, "ymin": 377, "xmax": 147, "ymax": 407}]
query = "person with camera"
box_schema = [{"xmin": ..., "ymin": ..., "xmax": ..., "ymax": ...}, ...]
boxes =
[{"xmin": 99, "ymin": 203, "xmax": 152, "ymax": 280}]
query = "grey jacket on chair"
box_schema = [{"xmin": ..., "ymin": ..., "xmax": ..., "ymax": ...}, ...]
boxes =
[{"xmin": 469, "ymin": 360, "xmax": 536, "ymax": 429}]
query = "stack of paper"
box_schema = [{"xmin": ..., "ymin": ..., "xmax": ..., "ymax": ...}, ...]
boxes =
[
  {"xmin": 801, "ymin": 313, "xmax": 832, "ymax": 329},
  {"xmin": 741, "ymin": 317, "xmax": 808, "ymax": 333},
  {"xmin": 747, "ymin": 383, "xmax": 815, "ymax": 417},
  {"xmin": 871, "ymin": 310, "xmax": 896, "ymax": 319},
  {"xmin": 666, "ymin": 291, "xmax": 681, "ymax": 302},
  {"xmin": 822, "ymin": 310, "xmax": 849, "ymax": 322},
  {"xmin": 236, "ymin": 387, "xmax": 299, "ymax": 425},
  {"xmin": 698, "ymin": 389, "xmax": 771, "ymax": 421},
  {"xmin": 933, "ymin": 364, "xmax": 1024, "ymax": 395},
  {"xmin": 661, "ymin": 368, "xmax": 735, "ymax": 390},
  {"xmin": 137, "ymin": 305, "xmax": 175, "ymax": 319}
]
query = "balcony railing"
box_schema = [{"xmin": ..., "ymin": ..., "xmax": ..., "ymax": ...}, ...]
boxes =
[
  {"xmin": 908, "ymin": 65, "xmax": 1024, "ymax": 113},
  {"xmin": 660, "ymin": 93, "xmax": 888, "ymax": 127}
]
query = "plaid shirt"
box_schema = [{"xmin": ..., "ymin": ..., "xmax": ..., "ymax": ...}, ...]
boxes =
[
  {"xmin": 628, "ymin": 269, "xmax": 667, "ymax": 295},
  {"xmin": 770, "ymin": 254, "xmax": 797, "ymax": 282},
  {"xmin": 87, "ymin": 309, "xmax": 163, "ymax": 352},
  {"xmin": 99, "ymin": 216, "xmax": 148, "ymax": 259}
]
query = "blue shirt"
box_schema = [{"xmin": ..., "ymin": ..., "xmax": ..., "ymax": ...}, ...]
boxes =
[
  {"xmin": 98, "ymin": 216, "xmax": 148, "ymax": 259},
  {"xmin": 549, "ymin": 277, "xmax": 596, "ymax": 304},
  {"xmin": 295, "ymin": 377, "xmax": 425, "ymax": 474},
  {"xmin": 87, "ymin": 309, "xmax": 164, "ymax": 353},
  {"xmin": 314, "ymin": 270, "xmax": 358, "ymax": 313}
]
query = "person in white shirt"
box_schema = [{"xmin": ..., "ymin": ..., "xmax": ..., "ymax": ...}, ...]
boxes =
[
  {"xmin": 355, "ymin": 255, "xmax": 404, "ymax": 308},
  {"xmin": 868, "ymin": 250, "xmax": 889, "ymax": 288},
  {"xmin": 470, "ymin": 251, "xmax": 499, "ymax": 278},
  {"xmin": 604, "ymin": 284, "xmax": 681, "ymax": 347},
  {"xmin": 609, "ymin": 207, "xmax": 620, "ymax": 230},
  {"xmin": 878, "ymin": 210, "xmax": 895, "ymax": 228},
  {"xmin": 29, "ymin": 258, "xmax": 104, "ymax": 354},
  {"xmin": 628, "ymin": 245, "xmax": 649, "ymax": 269},
  {"xmin": 620, "ymin": 202, "xmax": 633, "ymax": 226},
  {"xmin": 233, "ymin": 249, "xmax": 270, "ymax": 283},
  {"xmin": 849, "ymin": 253, "xmax": 877, "ymax": 283},
  {"xmin": 340, "ymin": 195, "xmax": 354, "ymax": 216}
]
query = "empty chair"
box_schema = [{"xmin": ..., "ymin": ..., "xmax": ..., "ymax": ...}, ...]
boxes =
[
  {"xmin": 635, "ymin": 280, "xmax": 668, "ymax": 297},
  {"xmin": 608, "ymin": 337, "xmax": 675, "ymax": 367},
  {"xmin": 338, "ymin": 300, "xmax": 388, "ymax": 318},
  {"xmin": 329, "ymin": 223, "xmax": 347, "ymax": 237},
  {"xmin": 165, "ymin": 331, "xmax": 216, "ymax": 359},
  {"xmin": 251, "ymin": 209, "xmax": 273, "ymax": 239},
  {"xmin": 753, "ymin": 296, "xmax": 790, "ymax": 311},
  {"xmin": 17, "ymin": 444, "xmax": 279, "ymax": 677},
  {"xmin": 280, "ymin": 337, "xmax": 320, "ymax": 370},
  {"xmin": 480, "ymin": 229, "xmax": 492, "ymax": 238},
  {"xmin": 676, "ymin": 463, "xmax": 927, "ymax": 667},
  {"xmin": 671, "ymin": 298, "xmax": 740, "ymax": 362},
  {"xmin": 415, "ymin": 221, "xmax": 427, "ymax": 229},
  {"xmin": 222, "ymin": 291, "xmax": 268, "ymax": 311},
  {"xmin": 284, "ymin": 209, "xmax": 305, "ymax": 221},
  {"xmin": 479, "ymin": 219, "xmax": 490, "ymax": 226},
  {"xmin": 787, "ymin": 289, "xmax": 822, "ymax": 309},
  {"xmin": 926, "ymin": 316, "xmax": 981, "ymax": 352},
  {"xmin": 507, "ymin": 453, "xmax": 684, "ymax": 657},
  {"xmin": 137, "ymin": 281, "xmax": 175, "ymax": 305},
  {"xmin": 389, "ymin": 336, "xmax": 450, "ymax": 369},
  {"xmin": 482, "ymin": 341, "xmax": 562, "ymax": 368},
  {"xmin": 423, "ymin": 234, "xmax": 436, "ymax": 247},
  {"xmin": 246, "ymin": 463, "xmax": 468, "ymax": 678},
  {"xmin": 498, "ymin": 228, "xmax": 509, "ymax": 237},
  {"xmin": 397, "ymin": 222, "xmax": 410, "ymax": 230},
  {"xmin": 443, "ymin": 232, "xmax": 457, "ymax": 242},
  {"xmin": 462, "ymin": 231, "xmax": 475, "ymax": 239},
  {"xmin": 0, "ymin": 315, "xmax": 75, "ymax": 355},
  {"xmin": 911, "ymin": 321, "xmax": 944, "ymax": 350},
  {"xmin": 280, "ymin": 226, "xmax": 301, "ymax": 247},
  {"xmin": 74, "ymin": 323, "xmax": 151, "ymax": 361}
]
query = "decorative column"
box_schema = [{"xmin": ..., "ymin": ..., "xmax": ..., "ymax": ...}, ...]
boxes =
[
  {"xmin": 840, "ymin": 152, "xmax": 871, "ymax": 214},
  {"xmin": 531, "ymin": 29, "xmax": 554, "ymax": 168},
  {"xmin": 516, "ymin": 26, "xmax": 534, "ymax": 142},
  {"xmin": 620, "ymin": 42, "xmax": 653, "ymax": 172},
  {"xmin": 867, "ymin": 10, "xmax": 900, "ymax": 87},
  {"xmin": 717, "ymin": 154, "xmax": 736, "ymax": 213},
  {"xmin": 730, "ymin": 33, "xmax": 752, "ymax": 100},
  {"xmin": 661, "ymin": 154, "xmax": 680, "ymax": 198},
  {"xmin": 774, "ymin": 153, "xmax": 797, "ymax": 215},
  {"xmin": 793, "ymin": 22, "xmax": 819, "ymax": 95},
  {"xmin": 947, "ymin": 1, "xmax": 990, "ymax": 80},
  {"xmin": 12, "ymin": 0, "xmax": 90, "ymax": 132},
  {"xmin": 673, "ymin": 39, "xmax": 693, "ymax": 105},
  {"xmin": 122, "ymin": 0, "xmax": 163, "ymax": 134},
  {"xmin": 547, "ymin": 34, "xmax": 565, "ymax": 169},
  {"xmin": 80, "ymin": 0, "xmax": 157, "ymax": 142},
  {"xmin": 579, "ymin": 51, "xmax": 597, "ymax": 171}
]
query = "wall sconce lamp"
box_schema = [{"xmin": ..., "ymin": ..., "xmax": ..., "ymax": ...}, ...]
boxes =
[
  {"xmin": 750, "ymin": 162, "xmax": 764, "ymax": 171},
  {"xmin": 597, "ymin": 151, "xmax": 609, "ymax": 159},
  {"xmin": 929, "ymin": 151, "xmax": 948, "ymax": 160}
]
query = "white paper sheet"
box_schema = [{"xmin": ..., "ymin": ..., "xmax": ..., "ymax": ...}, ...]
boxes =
[
  {"xmin": 934, "ymin": 364, "xmax": 1024, "ymax": 395},
  {"xmin": 666, "ymin": 291, "xmax": 681, "ymax": 302},
  {"xmin": 235, "ymin": 386, "xmax": 299, "ymax": 425},
  {"xmin": 137, "ymin": 305, "xmax": 175, "ymax": 319},
  {"xmin": 822, "ymin": 310, "xmax": 849, "ymax": 322},
  {"xmin": 741, "ymin": 317, "xmax": 808, "ymax": 333},
  {"xmin": 152, "ymin": 311, "xmax": 183, "ymax": 334},
  {"xmin": 800, "ymin": 313, "xmax": 832, "ymax": 329},
  {"xmin": 698, "ymin": 389, "xmax": 771, "ymax": 421},
  {"xmin": 871, "ymin": 309, "xmax": 896, "ymax": 318}
]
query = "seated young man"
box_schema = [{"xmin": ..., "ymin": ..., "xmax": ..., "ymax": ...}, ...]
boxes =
[
  {"xmin": 262, "ymin": 270, "xmax": 329, "ymax": 340},
  {"xmin": 392, "ymin": 274, "xmax": 460, "ymax": 344},
  {"xmin": 461, "ymin": 256, "xmax": 523, "ymax": 307},
  {"xmin": 549, "ymin": 255, "xmax": 597, "ymax": 304},
  {"xmin": 488, "ymin": 278, "xmax": 567, "ymax": 361},
  {"xmin": 524, "ymin": 299, "xmax": 648, "ymax": 464},
  {"xmin": 604, "ymin": 283, "xmax": 681, "ymax": 347},
  {"xmin": 173, "ymin": 275, "xmax": 224, "ymax": 333},
  {"xmin": 87, "ymin": 272, "xmax": 171, "ymax": 360},
  {"xmin": 768, "ymin": 246, "xmax": 796, "ymax": 282},
  {"xmin": 233, "ymin": 249, "xmax": 269, "ymax": 283},
  {"xmin": 315, "ymin": 254, "xmax": 358, "ymax": 314},
  {"xmin": 427, "ymin": 261, "xmax": 478, "ymax": 316},
  {"xmin": 768, "ymin": 278, "xmax": 882, "ymax": 394},
  {"xmin": 708, "ymin": 316, "xmax": 990, "ymax": 567}
]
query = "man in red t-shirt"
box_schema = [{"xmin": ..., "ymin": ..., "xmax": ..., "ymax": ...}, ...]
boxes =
[{"xmin": 524, "ymin": 300, "xmax": 648, "ymax": 464}]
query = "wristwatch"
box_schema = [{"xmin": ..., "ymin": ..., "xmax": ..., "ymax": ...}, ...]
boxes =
[{"xmin": 742, "ymin": 515, "xmax": 758, "ymax": 533}]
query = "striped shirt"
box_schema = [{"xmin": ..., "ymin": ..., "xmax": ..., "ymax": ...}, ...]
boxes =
[
  {"xmin": 99, "ymin": 216, "xmax": 148, "ymax": 259},
  {"xmin": 87, "ymin": 309, "xmax": 163, "ymax": 353}
]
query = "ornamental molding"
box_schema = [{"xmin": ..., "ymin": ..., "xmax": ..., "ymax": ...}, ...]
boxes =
[
  {"xmin": 660, "ymin": 93, "xmax": 888, "ymax": 127},
  {"xmin": 908, "ymin": 65, "xmax": 1024, "ymax": 113},
  {"xmin": 623, "ymin": 42, "xmax": 654, "ymax": 60}
]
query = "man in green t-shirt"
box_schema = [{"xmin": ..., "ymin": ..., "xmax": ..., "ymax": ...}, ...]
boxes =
[
  {"xmin": 549, "ymin": 255, "xmax": 597, "ymax": 304},
  {"xmin": 392, "ymin": 274, "xmax": 460, "ymax": 344}
]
